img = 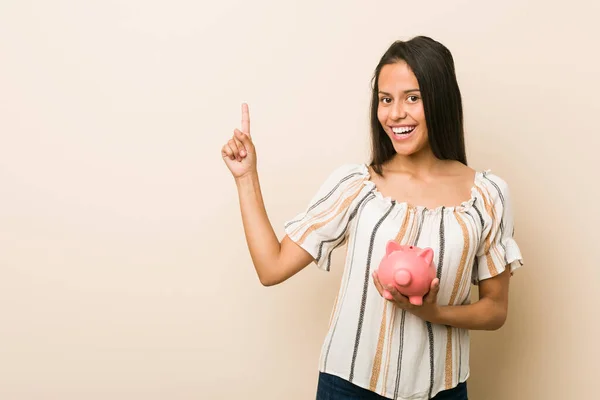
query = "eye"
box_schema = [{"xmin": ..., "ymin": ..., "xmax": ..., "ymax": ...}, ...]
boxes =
[
  {"xmin": 379, "ymin": 97, "xmax": 392, "ymax": 104},
  {"xmin": 407, "ymin": 95, "xmax": 420, "ymax": 103}
]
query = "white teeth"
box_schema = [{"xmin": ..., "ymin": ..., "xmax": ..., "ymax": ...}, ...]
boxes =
[{"xmin": 392, "ymin": 126, "xmax": 416, "ymax": 134}]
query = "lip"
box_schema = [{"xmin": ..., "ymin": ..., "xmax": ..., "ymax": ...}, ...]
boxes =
[{"xmin": 389, "ymin": 125, "xmax": 417, "ymax": 141}]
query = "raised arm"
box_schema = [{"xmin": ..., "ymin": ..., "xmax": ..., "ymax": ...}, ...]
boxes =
[{"xmin": 221, "ymin": 104, "xmax": 313, "ymax": 286}]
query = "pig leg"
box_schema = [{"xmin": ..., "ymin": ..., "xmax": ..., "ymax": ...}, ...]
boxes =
[{"xmin": 409, "ymin": 296, "xmax": 423, "ymax": 306}]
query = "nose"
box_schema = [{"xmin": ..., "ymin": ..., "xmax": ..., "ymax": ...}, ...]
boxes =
[{"xmin": 390, "ymin": 102, "xmax": 407, "ymax": 120}]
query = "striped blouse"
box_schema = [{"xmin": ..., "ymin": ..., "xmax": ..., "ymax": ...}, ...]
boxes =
[{"xmin": 284, "ymin": 163, "xmax": 523, "ymax": 400}]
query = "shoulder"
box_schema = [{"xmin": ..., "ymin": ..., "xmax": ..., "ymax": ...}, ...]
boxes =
[
  {"xmin": 303, "ymin": 162, "xmax": 370, "ymax": 202},
  {"xmin": 475, "ymin": 170, "xmax": 514, "ymax": 209},
  {"xmin": 319, "ymin": 162, "xmax": 370, "ymax": 185},
  {"xmin": 479, "ymin": 171, "xmax": 510, "ymax": 195},
  {"xmin": 444, "ymin": 161, "xmax": 478, "ymax": 192}
]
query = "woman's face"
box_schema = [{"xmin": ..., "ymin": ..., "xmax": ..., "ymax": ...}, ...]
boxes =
[{"xmin": 377, "ymin": 61, "xmax": 429, "ymax": 157}]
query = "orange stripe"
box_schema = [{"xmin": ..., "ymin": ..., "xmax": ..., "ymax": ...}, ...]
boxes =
[
  {"xmin": 393, "ymin": 206, "xmax": 412, "ymax": 242},
  {"xmin": 381, "ymin": 308, "xmax": 397, "ymax": 397},
  {"xmin": 475, "ymin": 185, "xmax": 499, "ymax": 276},
  {"xmin": 296, "ymin": 181, "xmax": 364, "ymax": 245},
  {"xmin": 445, "ymin": 326, "xmax": 453, "ymax": 388},
  {"xmin": 442, "ymin": 212, "xmax": 470, "ymax": 389},
  {"xmin": 449, "ymin": 211, "xmax": 470, "ymax": 306},
  {"xmin": 490, "ymin": 244, "xmax": 504, "ymax": 276},
  {"xmin": 290, "ymin": 178, "xmax": 363, "ymax": 238},
  {"xmin": 457, "ymin": 215, "xmax": 477, "ymax": 301},
  {"xmin": 486, "ymin": 253, "xmax": 498, "ymax": 276},
  {"xmin": 290, "ymin": 178, "xmax": 363, "ymax": 237},
  {"xmin": 406, "ymin": 207, "xmax": 420, "ymax": 245},
  {"xmin": 369, "ymin": 302, "xmax": 388, "ymax": 391},
  {"xmin": 374, "ymin": 206, "xmax": 417, "ymax": 392},
  {"xmin": 475, "ymin": 186, "xmax": 494, "ymax": 253}
]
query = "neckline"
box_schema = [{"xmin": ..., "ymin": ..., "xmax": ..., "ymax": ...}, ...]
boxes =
[{"xmin": 360, "ymin": 163, "xmax": 486, "ymax": 214}]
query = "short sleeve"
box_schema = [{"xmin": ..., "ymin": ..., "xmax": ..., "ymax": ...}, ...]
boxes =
[
  {"xmin": 284, "ymin": 163, "xmax": 368, "ymax": 271},
  {"xmin": 472, "ymin": 173, "xmax": 524, "ymax": 284}
]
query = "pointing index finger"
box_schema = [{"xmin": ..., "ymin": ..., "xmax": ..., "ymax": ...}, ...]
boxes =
[{"xmin": 241, "ymin": 103, "xmax": 250, "ymax": 137}]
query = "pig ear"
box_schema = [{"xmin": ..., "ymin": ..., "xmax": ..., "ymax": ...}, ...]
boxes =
[
  {"xmin": 418, "ymin": 248, "xmax": 434, "ymax": 265},
  {"xmin": 386, "ymin": 240, "xmax": 403, "ymax": 255}
]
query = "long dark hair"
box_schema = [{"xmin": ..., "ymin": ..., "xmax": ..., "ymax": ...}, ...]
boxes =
[{"xmin": 369, "ymin": 36, "xmax": 467, "ymax": 175}]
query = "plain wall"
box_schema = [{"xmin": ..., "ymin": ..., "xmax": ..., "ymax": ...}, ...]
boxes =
[{"xmin": 1, "ymin": 1, "xmax": 598, "ymax": 399}]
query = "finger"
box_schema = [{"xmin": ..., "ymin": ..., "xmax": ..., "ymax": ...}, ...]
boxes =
[
  {"xmin": 233, "ymin": 136, "xmax": 246, "ymax": 158},
  {"xmin": 371, "ymin": 271, "xmax": 386, "ymax": 297},
  {"xmin": 373, "ymin": 272, "xmax": 394, "ymax": 300},
  {"xmin": 386, "ymin": 286, "xmax": 411, "ymax": 307},
  {"xmin": 425, "ymin": 278, "xmax": 440, "ymax": 303},
  {"xmin": 234, "ymin": 129, "xmax": 254, "ymax": 152},
  {"xmin": 241, "ymin": 103, "xmax": 250, "ymax": 137},
  {"xmin": 228, "ymin": 139, "xmax": 241, "ymax": 161},
  {"xmin": 221, "ymin": 144, "xmax": 235, "ymax": 160}
]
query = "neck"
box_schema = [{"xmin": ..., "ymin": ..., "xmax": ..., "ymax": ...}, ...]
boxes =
[{"xmin": 385, "ymin": 147, "xmax": 445, "ymax": 177}]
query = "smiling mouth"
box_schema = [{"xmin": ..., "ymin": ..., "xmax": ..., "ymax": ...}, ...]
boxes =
[{"xmin": 391, "ymin": 126, "xmax": 416, "ymax": 136}]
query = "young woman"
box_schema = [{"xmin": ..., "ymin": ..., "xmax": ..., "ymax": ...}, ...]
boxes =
[{"xmin": 221, "ymin": 36, "xmax": 523, "ymax": 400}]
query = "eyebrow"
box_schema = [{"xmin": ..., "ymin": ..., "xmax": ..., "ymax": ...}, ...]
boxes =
[{"xmin": 378, "ymin": 89, "xmax": 420, "ymax": 95}]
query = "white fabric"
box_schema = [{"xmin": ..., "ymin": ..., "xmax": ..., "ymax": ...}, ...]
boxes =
[{"xmin": 284, "ymin": 163, "xmax": 523, "ymax": 400}]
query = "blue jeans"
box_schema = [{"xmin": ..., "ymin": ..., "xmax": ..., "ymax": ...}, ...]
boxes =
[{"xmin": 316, "ymin": 372, "xmax": 468, "ymax": 400}]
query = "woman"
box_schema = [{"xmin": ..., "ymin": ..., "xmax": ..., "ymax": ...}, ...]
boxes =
[{"xmin": 221, "ymin": 36, "xmax": 523, "ymax": 400}]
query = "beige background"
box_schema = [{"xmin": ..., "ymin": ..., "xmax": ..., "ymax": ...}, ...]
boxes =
[{"xmin": 1, "ymin": 1, "xmax": 598, "ymax": 399}]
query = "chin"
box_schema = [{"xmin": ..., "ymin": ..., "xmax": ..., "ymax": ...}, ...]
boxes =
[
  {"xmin": 387, "ymin": 139, "xmax": 420, "ymax": 156},
  {"xmin": 392, "ymin": 147, "xmax": 419, "ymax": 157}
]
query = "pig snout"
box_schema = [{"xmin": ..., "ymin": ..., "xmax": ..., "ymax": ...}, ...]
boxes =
[{"xmin": 394, "ymin": 270, "xmax": 412, "ymax": 286}]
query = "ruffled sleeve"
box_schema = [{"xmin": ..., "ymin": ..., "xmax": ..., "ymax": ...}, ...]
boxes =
[
  {"xmin": 473, "ymin": 172, "xmax": 524, "ymax": 284},
  {"xmin": 284, "ymin": 163, "xmax": 368, "ymax": 271}
]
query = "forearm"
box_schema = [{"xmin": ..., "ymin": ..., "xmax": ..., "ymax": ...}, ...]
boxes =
[
  {"xmin": 423, "ymin": 298, "xmax": 507, "ymax": 331},
  {"xmin": 235, "ymin": 172, "xmax": 281, "ymax": 284}
]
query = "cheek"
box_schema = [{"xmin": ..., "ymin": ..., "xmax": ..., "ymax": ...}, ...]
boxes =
[
  {"xmin": 415, "ymin": 105, "xmax": 426, "ymax": 124},
  {"xmin": 377, "ymin": 107, "xmax": 387, "ymax": 125},
  {"xmin": 411, "ymin": 105, "xmax": 428, "ymax": 139}
]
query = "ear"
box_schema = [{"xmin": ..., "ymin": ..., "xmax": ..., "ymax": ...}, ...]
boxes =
[
  {"xmin": 386, "ymin": 240, "xmax": 402, "ymax": 255},
  {"xmin": 418, "ymin": 248, "xmax": 434, "ymax": 265}
]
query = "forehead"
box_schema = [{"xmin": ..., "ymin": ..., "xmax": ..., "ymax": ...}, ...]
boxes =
[{"xmin": 378, "ymin": 62, "xmax": 419, "ymax": 91}]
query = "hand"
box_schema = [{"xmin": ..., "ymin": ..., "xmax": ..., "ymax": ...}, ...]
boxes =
[
  {"xmin": 221, "ymin": 103, "xmax": 257, "ymax": 179},
  {"xmin": 372, "ymin": 270, "xmax": 440, "ymax": 321}
]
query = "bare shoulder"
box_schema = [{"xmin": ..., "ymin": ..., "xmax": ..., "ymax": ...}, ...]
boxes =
[{"xmin": 440, "ymin": 160, "xmax": 476, "ymax": 181}]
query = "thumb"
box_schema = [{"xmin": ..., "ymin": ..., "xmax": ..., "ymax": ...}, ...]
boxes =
[
  {"xmin": 431, "ymin": 278, "xmax": 440, "ymax": 292},
  {"xmin": 426, "ymin": 278, "xmax": 440, "ymax": 301},
  {"xmin": 234, "ymin": 129, "xmax": 254, "ymax": 151}
]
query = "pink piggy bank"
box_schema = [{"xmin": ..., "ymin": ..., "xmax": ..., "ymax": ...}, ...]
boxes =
[{"xmin": 376, "ymin": 240, "xmax": 436, "ymax": 306}]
